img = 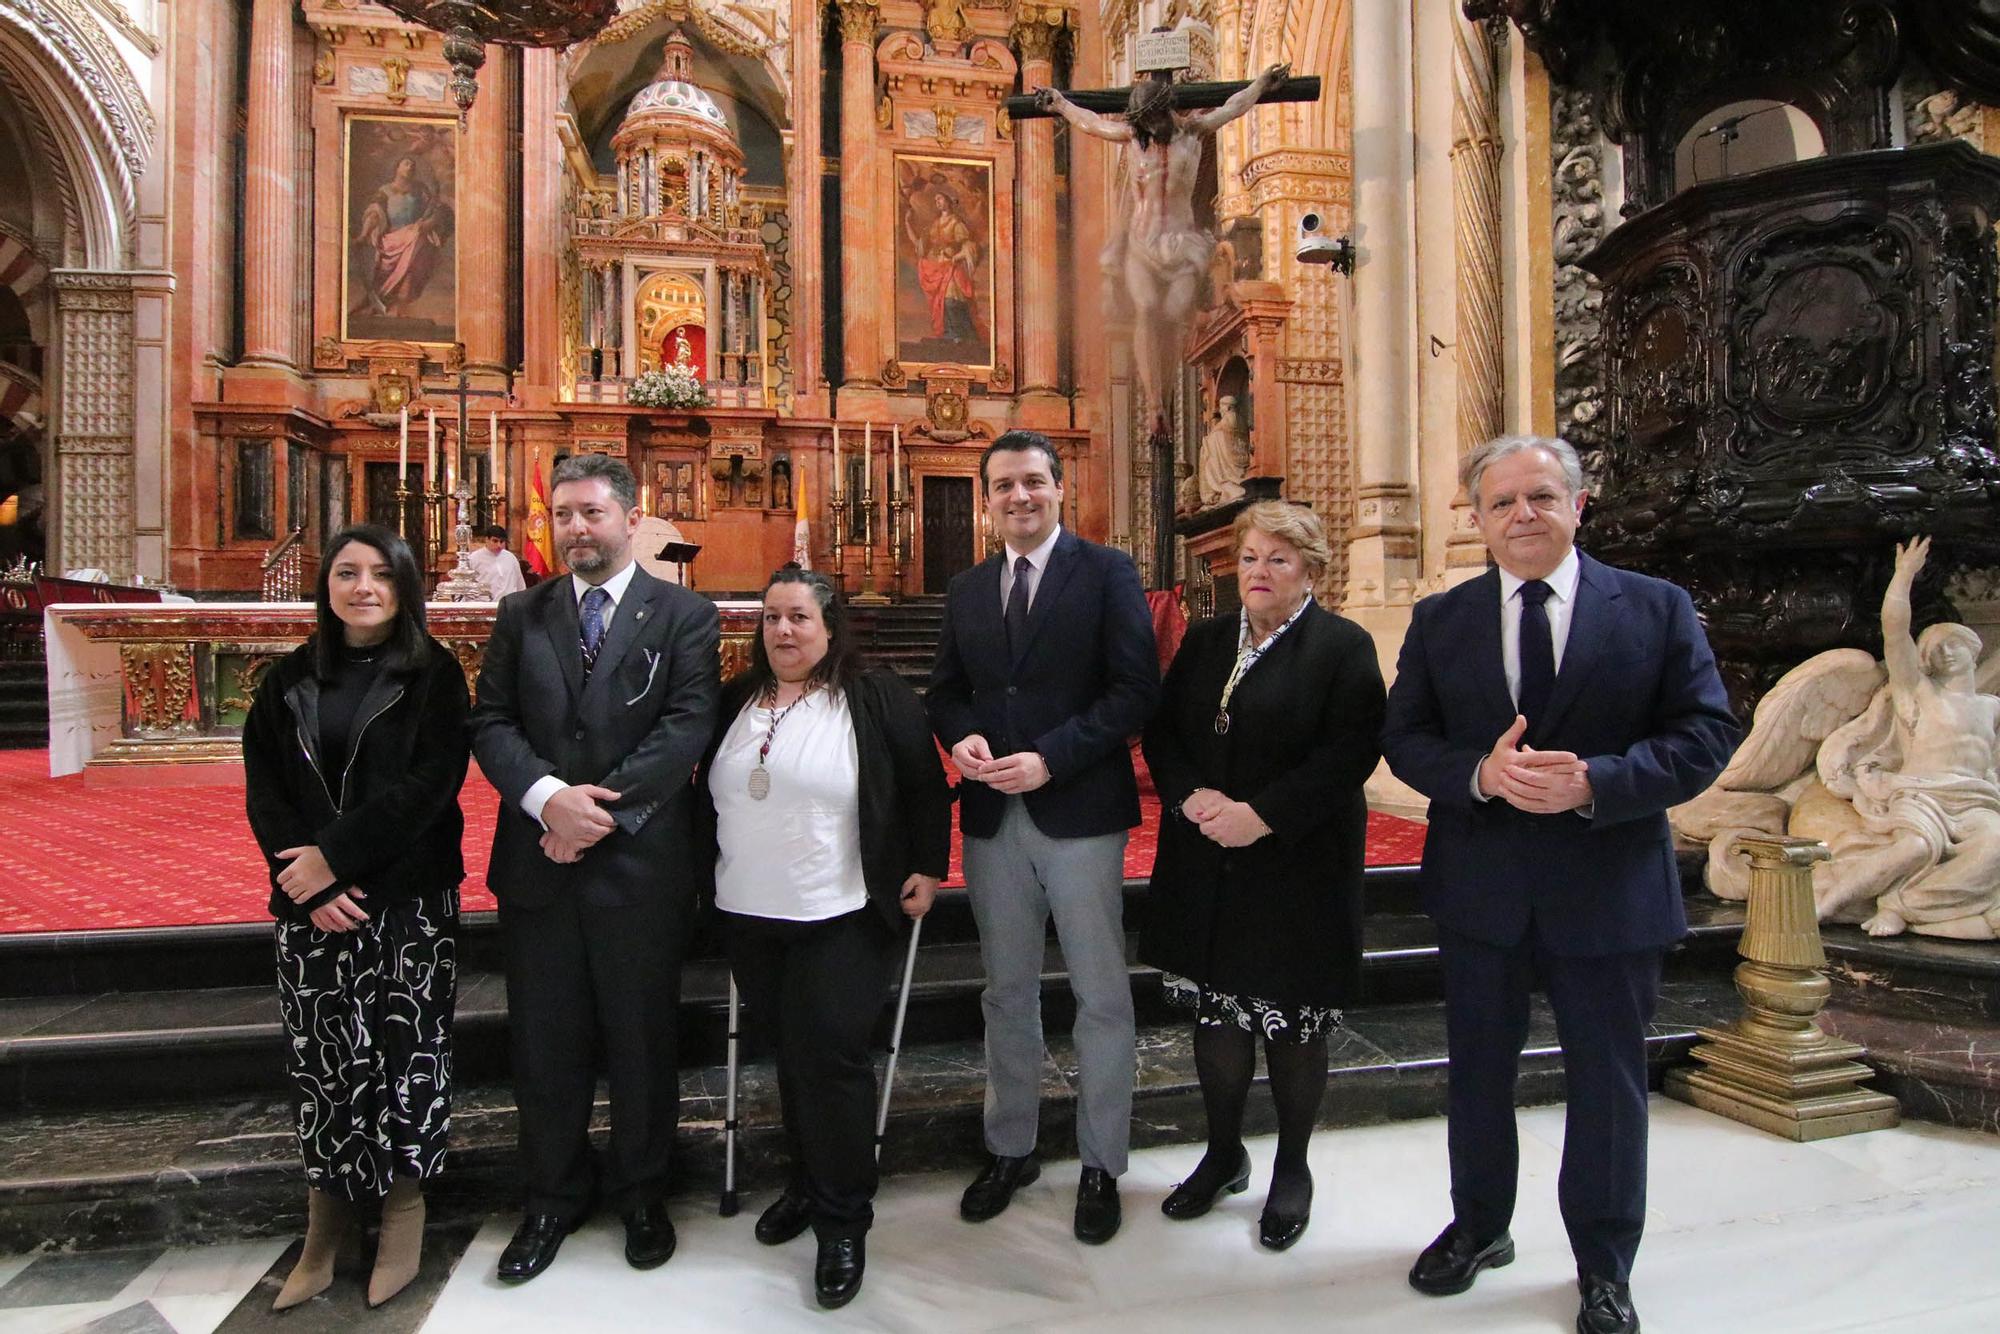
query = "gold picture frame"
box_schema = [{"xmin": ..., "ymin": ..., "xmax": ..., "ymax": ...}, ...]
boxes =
[
  {"xmin": 894, "ymin": 154, "xmax": 996, "ymax": 373},
  {"xmin": 341, "ymin": 114, "xmax": 459, "ymax": 347}
]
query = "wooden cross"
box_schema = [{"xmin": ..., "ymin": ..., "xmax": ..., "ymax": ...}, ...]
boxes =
[{"xmin": 1004, "ymin": 75, "xmax": 1322, "ymax": 122}]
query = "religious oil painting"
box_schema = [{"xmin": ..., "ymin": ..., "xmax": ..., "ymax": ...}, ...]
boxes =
[
  {"xmin": 894, "ymin": 155, "xmax": 994, "ymax": 370},
  {"xmin": 342, "ymin": 115, "xmax": 458, "ymax": 344}
]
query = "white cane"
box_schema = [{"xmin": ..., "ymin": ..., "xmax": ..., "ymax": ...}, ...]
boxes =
[
  {"xmin": 875, "ymin": 915, "xmax": 925, "ymax": 1163},
  {"xmin": 720, "ymin": 974, "xmax": 742, "ymax": 1216}
]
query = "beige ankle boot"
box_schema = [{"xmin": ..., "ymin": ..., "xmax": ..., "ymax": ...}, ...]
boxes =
[
  {"xmin": 367, "ymin": 1179, "xmax": 426, "ymax": 1308},
  {"xmin": 273, "ymin": 1188, "xmax": 356, "ymax": 1311}
]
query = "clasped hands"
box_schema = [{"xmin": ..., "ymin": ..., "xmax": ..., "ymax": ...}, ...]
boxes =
[
  {"xmin": 274, "ymin": 844, "xmax": 368, "ymax": 933},
  {"xmin": 949, "ymin": 735, "xmax": 1050, "ymax": 795},
  {"xmin": 1180, "ymin": 788, "xmax": 1272, "ymax": 848},
  {"xmin": 1477, "ymin": 715, "xmax": 1593, "ymax": 814},
  {"xmin": 539, "ymin": 783, "xmax": 622, "ymax": 864}
]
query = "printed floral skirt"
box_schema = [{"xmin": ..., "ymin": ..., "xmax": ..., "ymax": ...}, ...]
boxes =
[
  {"xmin": 1162, "ymin": 974, "xmax": 1343, "ymax": 1042},
  {"xmin": 275, "ymin": 890, "xmax": 457, "ymax": 1202}
]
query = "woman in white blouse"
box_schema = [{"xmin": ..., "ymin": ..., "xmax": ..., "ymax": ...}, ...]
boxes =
[{"xmin": 701, "ymin": 566, "xmax": 950, "ymax": 1310}]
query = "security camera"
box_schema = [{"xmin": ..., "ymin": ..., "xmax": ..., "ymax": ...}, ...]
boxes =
[{"xmin": 1297, "ymin": 211, "xmax": 1354, "ymax": 273}]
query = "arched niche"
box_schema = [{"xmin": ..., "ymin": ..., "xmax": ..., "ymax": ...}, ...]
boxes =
[
  {"xmin": 570, "ymin": 22, "xmax": 788, "ymax": 189},
  {"xmin": 1673, "ymin": 99, "xmax": 1826, "ymax": 191}
]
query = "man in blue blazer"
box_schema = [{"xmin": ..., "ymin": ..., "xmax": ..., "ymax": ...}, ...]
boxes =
[
  {"xmin": 928, "ymin": 430, "xmax": 1160, "ymax": 1244},
  {"xmin": 1382, "ymin": 435, "xmax": 1737, "ymax": 1334}
]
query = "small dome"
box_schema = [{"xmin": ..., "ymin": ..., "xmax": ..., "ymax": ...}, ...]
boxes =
[{"xmin": 625, "ymin": 79, "xmax": 730, "ymax": 130}]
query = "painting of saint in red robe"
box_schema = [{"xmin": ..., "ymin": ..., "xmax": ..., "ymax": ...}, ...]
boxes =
[
  {"xmin": 344, "ymin": 117, "xmax": 457, "ymax": 343},
  {"xmin": 895, "ymin": 157, "xmax": 992, "ymax": 369}
]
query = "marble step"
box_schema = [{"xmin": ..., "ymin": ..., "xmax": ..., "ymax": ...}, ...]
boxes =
[
  {"xmin": 0, "ymin": 905, "xmax": 1749, "ymax": 1114},
  {"xmin": 0, "ymin": 976, "xmax": 1746, "ymax": 1253}
]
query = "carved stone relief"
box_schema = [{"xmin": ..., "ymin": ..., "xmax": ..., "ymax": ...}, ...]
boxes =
[{"xmin": 1551, "ymin": 86, "xmax": 1608, "ymax": 467}]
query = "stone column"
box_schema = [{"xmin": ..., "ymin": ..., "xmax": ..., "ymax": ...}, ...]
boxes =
[
  {"xmin": 51, "ymin": 271, "xmax": 137, "ymax": 579},
  {"xmin": 521, "ymin": 47, "xmax": 562, "ymax": 405},
  {"xmin": 462, "ymin": 44, "xmax": 511, "ymax": 377},
  {"xmin": 836, "ymin": 1, "xmax": 882, "ymax": 387},
  {"xmin": 1343, "ymin": 0, "xmax": 1420, "ymax": 611},
  {"xmin": 1448, "ymin": 14, "xmax": 1504, "ymax": 577},
  {"xmin": 1013, "ymin": 10, "xmax": 1069, "ymax": 410},
  {"xmin": 239, "ymin": 0, "xmax": 299, "ymax": 372}
]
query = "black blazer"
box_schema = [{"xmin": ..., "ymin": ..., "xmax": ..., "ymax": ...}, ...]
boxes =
[
  {"xmin": 1381, "ymin": 552, "xmax": 1740, "ymax": 956},
  {"xmin": 1140, "ymin": 602, "xmax": 1386, "ymax": 1006},
  {"xmin": 243, "ymin": 637, "xmax": 470, "ymax": 922},
  {"xmin": 926, "ymin": 528, "xmax": 1161, "ymax": 839},
  {"xmin": 698, "ymin": 667, "xmax": 952, "ymax": 933},
  {"xmin": 470, "ymin": 565, "xmax": 721, "ymax": 909}
]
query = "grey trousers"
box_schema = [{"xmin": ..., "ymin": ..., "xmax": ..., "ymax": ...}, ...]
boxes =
[{"xmin": 963, "ymin": 795, "xmax": 1135, "ymax": 1175}]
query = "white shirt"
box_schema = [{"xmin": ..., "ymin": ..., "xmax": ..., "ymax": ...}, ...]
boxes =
[
  {"xmin": 709, "ymin": 690, "xmax": 870, "ymax": 921},
  {"xmin": 1472, "ymin": 546, "xmax": 1585, "ymax": 806},
  {"xmin": 469, "ymin": 546, "xmax": 526, "ymax": 600},
  {"xmin": 521, "ymin": 561, "xmax": 642, "ymax": 826},
  {"xmin": 998, "ymin": 524, "xmax": 1062, "ymax": 616}
]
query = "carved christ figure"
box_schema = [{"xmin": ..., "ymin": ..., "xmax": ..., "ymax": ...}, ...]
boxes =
[{"xmin": 1035, "ymin": 63, "xmax": 1289, "ymax": 431}]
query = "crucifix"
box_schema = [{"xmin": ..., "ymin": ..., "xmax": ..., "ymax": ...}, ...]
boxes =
[
  {"xmin": 420, "ymin": 368, "xmax": 512, "ymax": 601},
  {"xmin": 1006, "ymin": 33, "xmax": 1322, "ymax": 585}
]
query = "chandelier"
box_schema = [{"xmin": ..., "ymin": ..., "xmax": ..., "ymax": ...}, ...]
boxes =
[{"xmin": 374, "ymin": 1, "xmax": 621, "ymax": 115}]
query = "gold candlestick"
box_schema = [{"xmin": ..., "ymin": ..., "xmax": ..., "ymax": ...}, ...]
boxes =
[
  {"xmin": 829, "ymin": 494, "xmax": 849, "ymax": 597},
  {"xmin": 853, "ymin": 482, "xmax": 888, "ymax": 604}
]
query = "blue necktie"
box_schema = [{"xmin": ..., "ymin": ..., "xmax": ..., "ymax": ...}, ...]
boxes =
[
  {"xmin": 1517, "ymin": 579, "xmax": 1555, "ymax": 735},
  {"xmin": 1005, "ymin": 555, "xmax": 1033, "ymax": 658},
  {"xmin": 580, "ymin": 586, "xmax": 610, "ymax": 676}
]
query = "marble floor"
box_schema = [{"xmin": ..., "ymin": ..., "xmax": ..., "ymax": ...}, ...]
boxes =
[{"xmin": 3, "ymin": 1099, "xmax": 1997, "ymax": 1332}]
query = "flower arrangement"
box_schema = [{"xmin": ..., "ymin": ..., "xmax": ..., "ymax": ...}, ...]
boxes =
[{"xmin": 627, "ymin": 363, "xmax": 709, "ymax": 410}]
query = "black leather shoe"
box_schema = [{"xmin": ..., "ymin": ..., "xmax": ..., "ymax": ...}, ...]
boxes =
[
  {"xmin": 755, "ymin": 1184, "xmax": 813, "ymax": 1246},
  {"xmin": 622, "ymin": 1202, "xmax": 677, "ymax": 1270},
  {"xmin": 959, "ymin": 1153, "xmax": 1041, "ymax": 1222},
  {"xmin": 1408, "ymin": 1221, "xmax": 1515, "ymax": 1296},
  {"xmin": 1577, "ymin": 1274, "xmax": 1639, "ymax": 1334},
  {"xmin": 1161, "ymin": 1147, "xmax": 1252, "ymax": 1220},
  {"xmin": 1073, "ymin": 1167, "xmax": 1121, "ymax": 1244},
  {"xmin": 1257, "ymin": 1178, "xmax": 1312, "ymax": 1252},
  {"xmin": 814, "ymin": 1235, "xmax": 865, "ymax": 1310},
  {"xmin": 496, "ymin": 1213, "xmax": 578, "ymax": 1283}
]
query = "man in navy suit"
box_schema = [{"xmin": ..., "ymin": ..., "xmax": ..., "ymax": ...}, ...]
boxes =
[
  {"xmin": 928, "ymin": 430, "xmax": 1160, "ymax": 1244},
  {"xmin": 1382, "ymin": 435, "xmax": 1737, "ymax": 1334}
]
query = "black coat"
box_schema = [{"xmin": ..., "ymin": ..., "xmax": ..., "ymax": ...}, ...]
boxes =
[
  {"xmin": 698, "ymin": 667, "xmax": 952, "ymax": 934},
  {"xmin": 243, "ymin": 636, "xmax": 470, "ymax": 923},
  {"xmin": 1139, "ymin": 601, "xmax": 1386, "ymax": 1007}
]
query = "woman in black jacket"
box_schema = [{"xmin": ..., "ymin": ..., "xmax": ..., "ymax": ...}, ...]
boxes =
[
  {"xmin": 1140, "ymin": 501, "xmax": 1386, "ymax": 1251},
  {"xmin": 243, "ymin": 523, "xmax": 470, "ymax": 1310},
  {"xmin": 700, "ymin": 566, "xmax": 950, "ymax": 1310}
]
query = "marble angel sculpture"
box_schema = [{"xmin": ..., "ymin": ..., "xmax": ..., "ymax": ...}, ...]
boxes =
[{"xmin": 1672, "ymin": 538, "xmax": 2000, "ymax": 939}]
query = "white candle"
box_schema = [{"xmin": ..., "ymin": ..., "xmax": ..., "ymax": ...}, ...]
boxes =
[
  {"xmin": 489, "ymin": 411, "xmax": 500, "ymax": 490},
  {"xmin": 426, "ymin": 409, "xmax": 437, "ymax": 488},
  {"xmin": 399, "ymin": 405, "xmax": 409, "ymax": 482},
  {"xmin": 832, "ymin": 423, "xmax": 842, "ymax": 499},
  {"xmin": 892, "ymin": 421, "xmax": 901, "ymax": 497}
]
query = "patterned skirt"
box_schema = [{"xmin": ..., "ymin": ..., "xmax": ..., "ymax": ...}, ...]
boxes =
[
  {"xmin": 275, "ymin": 890, "xmax": 457, "ymax": 1202},
  {"xmin": 1162, "ymin": 974, "xmax": 1343, "ymax": 1043}
]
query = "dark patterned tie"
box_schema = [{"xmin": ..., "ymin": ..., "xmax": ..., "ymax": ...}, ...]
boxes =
[
  {"xmin": 1517, "ymin": 578, "xmax": 1555, "ymax": 735},
  {"xmin": 579, "ymin": 586, "xmax": 610, "ymax": 677},
  {"xmin": 1005, "ymin": 555, "xmax": 1033, "ymax": 658}
]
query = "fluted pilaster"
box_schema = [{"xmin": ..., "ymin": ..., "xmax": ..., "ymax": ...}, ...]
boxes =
[
  {"xmin": 837, "ymin": 1, "xmax": 882, "ymax": 385},
  {"xmin": 462, "ymin": 44, "xmax": 511, "ymax": 375},
  {"xmin": 240, "ymin": 0, "xmax": 300, "ymax": 370},
  {"xmin": 1014, "ymin": 8, "xmax": 1071, "ymax": 395}
]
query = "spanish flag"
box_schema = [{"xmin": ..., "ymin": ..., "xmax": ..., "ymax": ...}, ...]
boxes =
[
  {"xmin": 524, "ymin": 450, "xmax": 553, "ymax": 577},
  {"xmin": 792, "ymin": 470, "xmax": 811, "ymax": 570}
]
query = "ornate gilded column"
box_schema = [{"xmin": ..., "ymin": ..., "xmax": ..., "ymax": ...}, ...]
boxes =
[
  {"xmin": 1448, "ymin": 13, "xmax": 1503, "ymax": 574},
  {"xmin": 51, "ymin": 271, "xmax": 137, "ymax": 578},
  {"xmin": 462, "ymin": 43, "xmax": 511, "ymax": 376},
  {"xmin": 836, "ymin": 0, "xmax": 882, "ymax": 386},
  {"xmin": 240, "ymin": 0, "xmax": 301, "ymax": 372},
  {"xmin": 1013, "ymin": 7, "xmax": 1072, "ymax": 402}
]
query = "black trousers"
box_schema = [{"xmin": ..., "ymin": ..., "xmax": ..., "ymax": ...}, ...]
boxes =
[
  {"xmin": 500, "ymin": 889, "xmax": 687, "ymax": 1220},
  {"xmin": 1438, "ymin": 924, "xmax": 1663, "ymax": 1283},
  {"xmin": 727, "ymin": 906, "xmax": 900, "ymax": 1241}
]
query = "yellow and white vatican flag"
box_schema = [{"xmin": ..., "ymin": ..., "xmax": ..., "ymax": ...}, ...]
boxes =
[{"xmin": 791, "ymin": 472, "xmax": 811, "ymax": 569}]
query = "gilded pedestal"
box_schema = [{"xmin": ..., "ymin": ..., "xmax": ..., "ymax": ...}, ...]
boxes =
[{"xmin": 1666, "ymin": 835, "xmax": 1901, "ymax": 1140}]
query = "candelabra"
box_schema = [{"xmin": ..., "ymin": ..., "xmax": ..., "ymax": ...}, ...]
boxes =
[
  {"xmin": 854, "ymin": 483, "xmax": 889, "ymax": 604},
  {"xmin": 829, "ymin": 493, "xmax": 849, "ymax": 597},
  {"xmin": 394, "ymin": 480, "xmax": 416, "ymax": 542},
  {"xmin": 888, "ymin": 489, "xmax": 912, "ymax": 601},
  {"xmin": 433, "ymin": 471, "xmax": 488, "ymax": 601}
]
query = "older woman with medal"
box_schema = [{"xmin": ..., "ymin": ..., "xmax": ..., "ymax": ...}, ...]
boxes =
[
  {"xmin": 1139, "ymin": 501, "xmax": 1386, "ymax": 1251},
  {"xmin": 700, "ymin": 566, "xmax": 950, "ymax": 1309}
]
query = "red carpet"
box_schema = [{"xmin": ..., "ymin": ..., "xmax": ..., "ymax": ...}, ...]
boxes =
[{"xmin": 0, "ymin": 748, "xmax": 1424, "ymax": 935}]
